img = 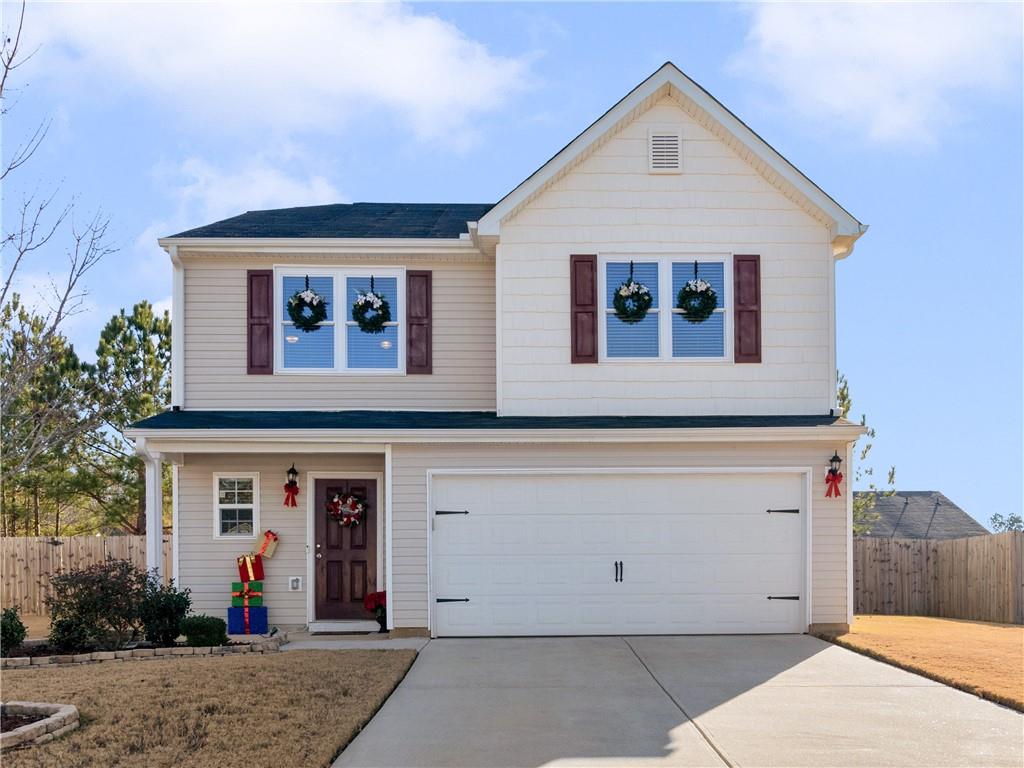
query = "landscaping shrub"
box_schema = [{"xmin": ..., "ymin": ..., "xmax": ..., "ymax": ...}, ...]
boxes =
[
  {"xmin": 1, "ymin": 607, "xmax": 27, "ymax": 656},
  {"xmin": 140, "ymin": 575, "xmax": 192, "ymax": 647},
  {"xmin": 180, "ymin": 615, "xmax": 228, "ymax": 647},
  {"xmin": 47, "ymin": 558, "xmax": 148, "ymax": 651}
]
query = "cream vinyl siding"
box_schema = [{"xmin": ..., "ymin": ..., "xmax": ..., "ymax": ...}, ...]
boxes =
[
  {"xmin": 498, "ymin": 96, "xmax": 835, "ymax": 416},
  {"xmin": 182, "ymin": 255, "xmax": 495, "ymax": 410},
  {"xmin": 176, "ymin": 453, "xmax": 384, "ymax": 626},
  {"xmin": 389, "ymin": 441, "xmax": 849, "ymax": 630}
]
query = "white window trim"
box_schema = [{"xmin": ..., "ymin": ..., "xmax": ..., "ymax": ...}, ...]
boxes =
[
  {"xmin": 597, "ymin": 253, "xmax": 732, "ymax": 363},
  {"xmin": 212, "ymin": 472, "xmax": 260, "ymax": 540},
  {"xmin": 273, "ymin": 265, "xmax": 407, "ymax": 376}
]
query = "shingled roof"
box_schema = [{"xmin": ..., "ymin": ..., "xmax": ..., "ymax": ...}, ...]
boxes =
[
  {"xmin": 169, "ymin": 202, "xmax": 494, "ymax": 239},
  {"xmin": 855, "ymin": 491, "xmax": 987, "ymax": 540}
]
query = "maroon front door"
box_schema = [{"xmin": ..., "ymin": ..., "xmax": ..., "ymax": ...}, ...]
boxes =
[{"xmin": 314, "ymin": 478, "xmax": 377, "ymax": 620}]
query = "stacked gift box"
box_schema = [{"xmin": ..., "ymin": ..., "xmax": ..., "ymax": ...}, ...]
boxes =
[{"xmin": 228, "ymin": 530, "xmax": 278, "ymax": 635}]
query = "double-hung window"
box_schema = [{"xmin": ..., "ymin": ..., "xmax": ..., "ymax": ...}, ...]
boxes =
[
  {"xmin": 214, "ymin": 474, "xmax": 258, "ymax": 538},
  {"xmin": 601, "ymin": 255, "xmax": 729, "ymax": 361},
  {"xmin": 276, "ymin": 268, "xmax": 404, "ymax": 373}
]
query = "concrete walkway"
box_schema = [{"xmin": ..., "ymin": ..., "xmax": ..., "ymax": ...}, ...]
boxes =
[{"xmin": 333, "ymin": 635, "xmax": 1023, "ymax": 768}]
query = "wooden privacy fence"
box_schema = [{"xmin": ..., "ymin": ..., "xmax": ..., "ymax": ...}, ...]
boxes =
[
  {"xmin": 1, "ymin": 536, "xmax": 173, "ymax": 615},
  {"xmin": 854, "ymin": 531, "xmax": 1023, "ymax": 625}
]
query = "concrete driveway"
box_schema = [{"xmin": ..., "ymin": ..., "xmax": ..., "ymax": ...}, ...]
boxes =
[{"xmin": 334, "ymin": 635, "xmax": 1023, "ymax": 768}]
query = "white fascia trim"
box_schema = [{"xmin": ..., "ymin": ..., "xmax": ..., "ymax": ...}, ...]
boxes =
[
  {"xmin": 477, "ymin": 62, "xmax": 865, "ymax": 243},
  {"xmin": 128, "ymin": 424, "xmax": 867, "ymax": 451},
  {"xmin": 158, "ymin": 237, "xmax": 479, "ymax": 255}
]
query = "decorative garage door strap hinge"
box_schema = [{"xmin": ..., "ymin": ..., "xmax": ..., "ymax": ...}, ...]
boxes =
[
  {"xmin": 766, "ymin": 595, "xmax": 800, "ymax": 600},
  {"xmin": 766, "ymin": 508, "xmax": 800, "ymax": 514},
  {"xmin": 436, "ymin": 597, "xmax": 470, "ymax": 603},
  {"xmin": 434, "ymin": 509, "xmax": 469, "ymax": 515}
]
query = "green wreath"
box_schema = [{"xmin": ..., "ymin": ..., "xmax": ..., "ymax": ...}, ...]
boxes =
[
  {"xmin": 676, "ymin": 269, "xmax": 718, "ymax": 324},
  {"xmin": 287, "ymin": 276, "xmax": 328, "ymax": 332},
  {"xmin": 351, "ymin": 277, "xmax": 392, "ymax": 334},
  {"xmin": 612, "ymin": 262, "xmax": 654, "ymax": 324}
]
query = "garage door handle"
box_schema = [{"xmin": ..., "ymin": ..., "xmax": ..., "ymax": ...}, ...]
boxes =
[
  {"xmin": 766, "ymin": 595, "xmax": 800, "ymax": 600},
  {"xmin": 620, "ymin": 561, "xmax": 624, "ymax": 582},
  {"xmin": 436, "ymin": 598, "xmax": 470, "ymax": 603},
  {"xmin": 767, "ymin": 508, "xmax": 800, "ymax": 514},
  {"xmin": 613, "ymin": 561, "xmax": 620, "ymax": 582},
  {"xmin": 435, "ymin": 509, "xmax": 469, "ymax": 516}
]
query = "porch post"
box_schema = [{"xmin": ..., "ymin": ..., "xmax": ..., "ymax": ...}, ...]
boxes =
[{"xmin": 144, "ymin": 456, "xmax": 163, "ymax": 579}]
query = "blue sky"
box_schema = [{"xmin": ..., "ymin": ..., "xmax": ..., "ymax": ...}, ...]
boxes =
[{"xmin": 4, "ymin": 2, "xmax": 1022, "ymax": 526}]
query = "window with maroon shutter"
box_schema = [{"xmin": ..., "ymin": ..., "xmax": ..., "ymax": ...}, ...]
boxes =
[
  {"xmin": 733, "ymin": 254, "xmax": 761, "ymax": 363},
  {"xmin": 406, "ymin": 270, "xmax": 432, "ymax": 374},
  {"xmin": 247, "ymin": 270, "xmax": 273, "ymax": 374},
  {"xmin": 570, "ymin": 254, "xmax": 598, "ymax": 363}
]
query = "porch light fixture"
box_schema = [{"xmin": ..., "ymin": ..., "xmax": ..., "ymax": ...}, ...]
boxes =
[
  {"xmin": 828, "ymin": 452, "xmax": 842, "ymax": 474},
  {"xmin": 286, "ymin": 464, "xmax": 299, "ymax": 484}
]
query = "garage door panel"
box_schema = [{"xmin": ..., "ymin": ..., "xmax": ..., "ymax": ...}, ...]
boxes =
[{"xmin": 432, "ymin": 472, "xmax": 806, "ymax": 636}]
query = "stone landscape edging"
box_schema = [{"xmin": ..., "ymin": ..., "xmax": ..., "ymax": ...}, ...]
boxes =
[
  {"xmin": 1, "ymin": 634, "xmax": 286, "ymax": 670},
  {"xmin": 0, "ymin": 702, "xmax": 79, "ymax": 751}
]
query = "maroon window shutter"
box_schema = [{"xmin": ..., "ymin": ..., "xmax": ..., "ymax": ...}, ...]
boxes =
[
  {"xmin": 570, "ymin": 254, "xmax": 598, "ymax": 363},
  {"xmin": 406, "ymin": 270, "xmax": 432, "ymax": 374},
  {"xmin": 247, "ymin": 269, "xmax": 274, "ymax": 374},
  {"xmin": 734, "ymin": 255, "xmax": 761, "ymax": 363}
]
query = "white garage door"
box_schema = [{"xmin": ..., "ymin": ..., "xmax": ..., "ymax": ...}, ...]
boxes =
[{"xmin": 431, "ymin": 471, "xmax": 806, "ymax": 636}]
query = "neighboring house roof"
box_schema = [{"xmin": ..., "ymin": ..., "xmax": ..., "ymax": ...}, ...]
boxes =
[
  {"xmin": 475, "ymin": 62, "xmax": 866, "ymax": 257},
  {"xmin": 855, "ymin": 491, "xmax": 988, "ymax": 539},
  {"xmin": 132, "ymin": 410, "xmax": 846, "ymax": 431},
  {"xmin": 169, "ymin": 202, "xmax": 494, "ymax": 239}
]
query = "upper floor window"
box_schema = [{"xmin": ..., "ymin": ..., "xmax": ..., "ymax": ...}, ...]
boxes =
[
  {"xmin": 601, "ymin": 256, "xmax": 729, "ymax": 361},
  {"xmin": 275, "ymin": 268, "xmax": 404, "ymax": 373}
]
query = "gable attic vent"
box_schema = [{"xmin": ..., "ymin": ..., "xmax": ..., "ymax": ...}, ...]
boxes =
[{"xmin": 649, "ymin": 131, "xmax": 682, "ymax": 173}]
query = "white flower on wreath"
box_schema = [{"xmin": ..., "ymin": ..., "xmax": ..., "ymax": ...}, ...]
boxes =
[
  {"xmin": 355, "ymin": 291, "xmax": 384, "ymax": 309},
  {"xmin": 618, "ymin": 280, "xmax": 650, "ymax": 297},
  {"xmin": 289, "ymin": 288, "xmax": 322, "ymax": 306},
  {"xmin": 685, "ymin": 278, "xmax": 712, "ymax": 293}
]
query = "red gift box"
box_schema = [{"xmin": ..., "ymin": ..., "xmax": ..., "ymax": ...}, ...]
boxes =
[{"xmin": 236, "ymin": 553, "xmax": 264, "ymax": 582}]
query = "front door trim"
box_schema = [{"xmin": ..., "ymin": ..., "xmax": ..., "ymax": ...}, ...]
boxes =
[
  {"xmin": 426, "ymin": 466, "xmax": 813, "ymax": 637},
  {"xmin": 305, "ymin": 471, "xmax": 384, "ymax": 627}
]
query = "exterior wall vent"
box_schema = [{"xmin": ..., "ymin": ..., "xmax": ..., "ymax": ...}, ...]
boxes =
[{"xmin": 649, "ymin": 130, "xmax": 682, "ymax": 173}]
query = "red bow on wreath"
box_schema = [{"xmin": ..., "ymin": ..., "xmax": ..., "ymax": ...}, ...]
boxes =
[{"xmin": 825, "ymin": 470, "xmax": 844, "ymax": 498}]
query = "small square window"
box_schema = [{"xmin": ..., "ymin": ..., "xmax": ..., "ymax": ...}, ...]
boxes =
[{"xmin": 214, "ymin": 475, "xmax": 258, "ymax": 538}]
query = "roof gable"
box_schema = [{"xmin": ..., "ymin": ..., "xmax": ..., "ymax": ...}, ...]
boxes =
[{"xmin": 477, "ymin": 62, "xmax": 866, "ymax": 257}]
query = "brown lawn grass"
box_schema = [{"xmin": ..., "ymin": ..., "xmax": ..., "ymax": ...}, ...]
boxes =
[
  {"xmin": 821, "ymin": 615, "xmax": 1024, "ymax": 711},
  {"xmin": 1, "ymin": 649, "xmax": 416, "ymax": 768}
]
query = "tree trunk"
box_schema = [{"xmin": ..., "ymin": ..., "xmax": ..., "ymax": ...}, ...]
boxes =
[
  {"xmin": 55, "ymin": 497, "xmax": 61, "ymax": 537},
  {"xmin": 33, "ymin": 484, "xmax": 40, "ymax": 535}
]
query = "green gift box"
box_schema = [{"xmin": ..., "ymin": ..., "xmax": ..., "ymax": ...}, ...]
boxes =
[{"xmin": 231, "ymin": 581, "xmax": 263, "ymax": 607}]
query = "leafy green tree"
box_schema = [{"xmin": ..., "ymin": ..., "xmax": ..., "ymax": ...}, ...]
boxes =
[
  {"xmin": 989, "ymin": 514, "xmax": 1023, "ymax": 533},
  {"xmin": 838, "ymin": 373, "xmax": 896, "ymax": 536},
  {"xmin": 88, "ymin": 301, "xmax": 172, "ymax": 533}
]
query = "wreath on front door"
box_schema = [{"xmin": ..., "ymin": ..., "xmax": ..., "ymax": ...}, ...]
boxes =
[
  {"xmin": 676, "ymin": 261, "xmax": 717, "ymax": 323},
  {"xmin": 326, "ymin": 492, "xmax": 365, "ymax": 527},
  {"xmin": 351, "ymin": 276, "xmax": 392, "ymax": 334},
  {"xmin": 287, "ymin": 276, "xmax": 329, "ymax": 332},
  {"xmin": 612, "ymin": 261, "xmax": 654, "ymax": 324}
]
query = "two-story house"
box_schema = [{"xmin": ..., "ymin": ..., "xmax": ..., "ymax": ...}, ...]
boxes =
[{"xmin": 129, "ymin": 62, "xmax": 866, "ymax": 637}]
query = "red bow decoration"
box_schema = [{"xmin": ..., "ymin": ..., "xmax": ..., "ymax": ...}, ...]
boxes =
[
  {"xmin": 283, "ymin": 481, "xmax": 299, "ymax": 507},
  {"xmin": 825, "ymin": 470, "xmax": 844, "ymax": 498}
]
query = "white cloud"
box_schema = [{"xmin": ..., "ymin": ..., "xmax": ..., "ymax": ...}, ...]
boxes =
[
  {"xmin": 732, "ymin": 3, "xmax": 1022, "ymax": 144},
  {"xmin": 26, "ymin": 2, "xmax": 531, "ymax": 147},
  {"xmin": 169, "ymin": 156, "xmax": 344, "ymax": 225}
]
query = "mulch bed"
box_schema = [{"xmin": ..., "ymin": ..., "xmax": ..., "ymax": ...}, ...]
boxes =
[{"xmin": 1, "ymin": 713, "xmax": 45, "ymax": 733}]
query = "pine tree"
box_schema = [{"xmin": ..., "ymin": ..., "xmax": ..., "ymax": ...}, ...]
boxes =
[{"xmin": 838, "ymin": 373, "xmax": 896, "ymax": 535}]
